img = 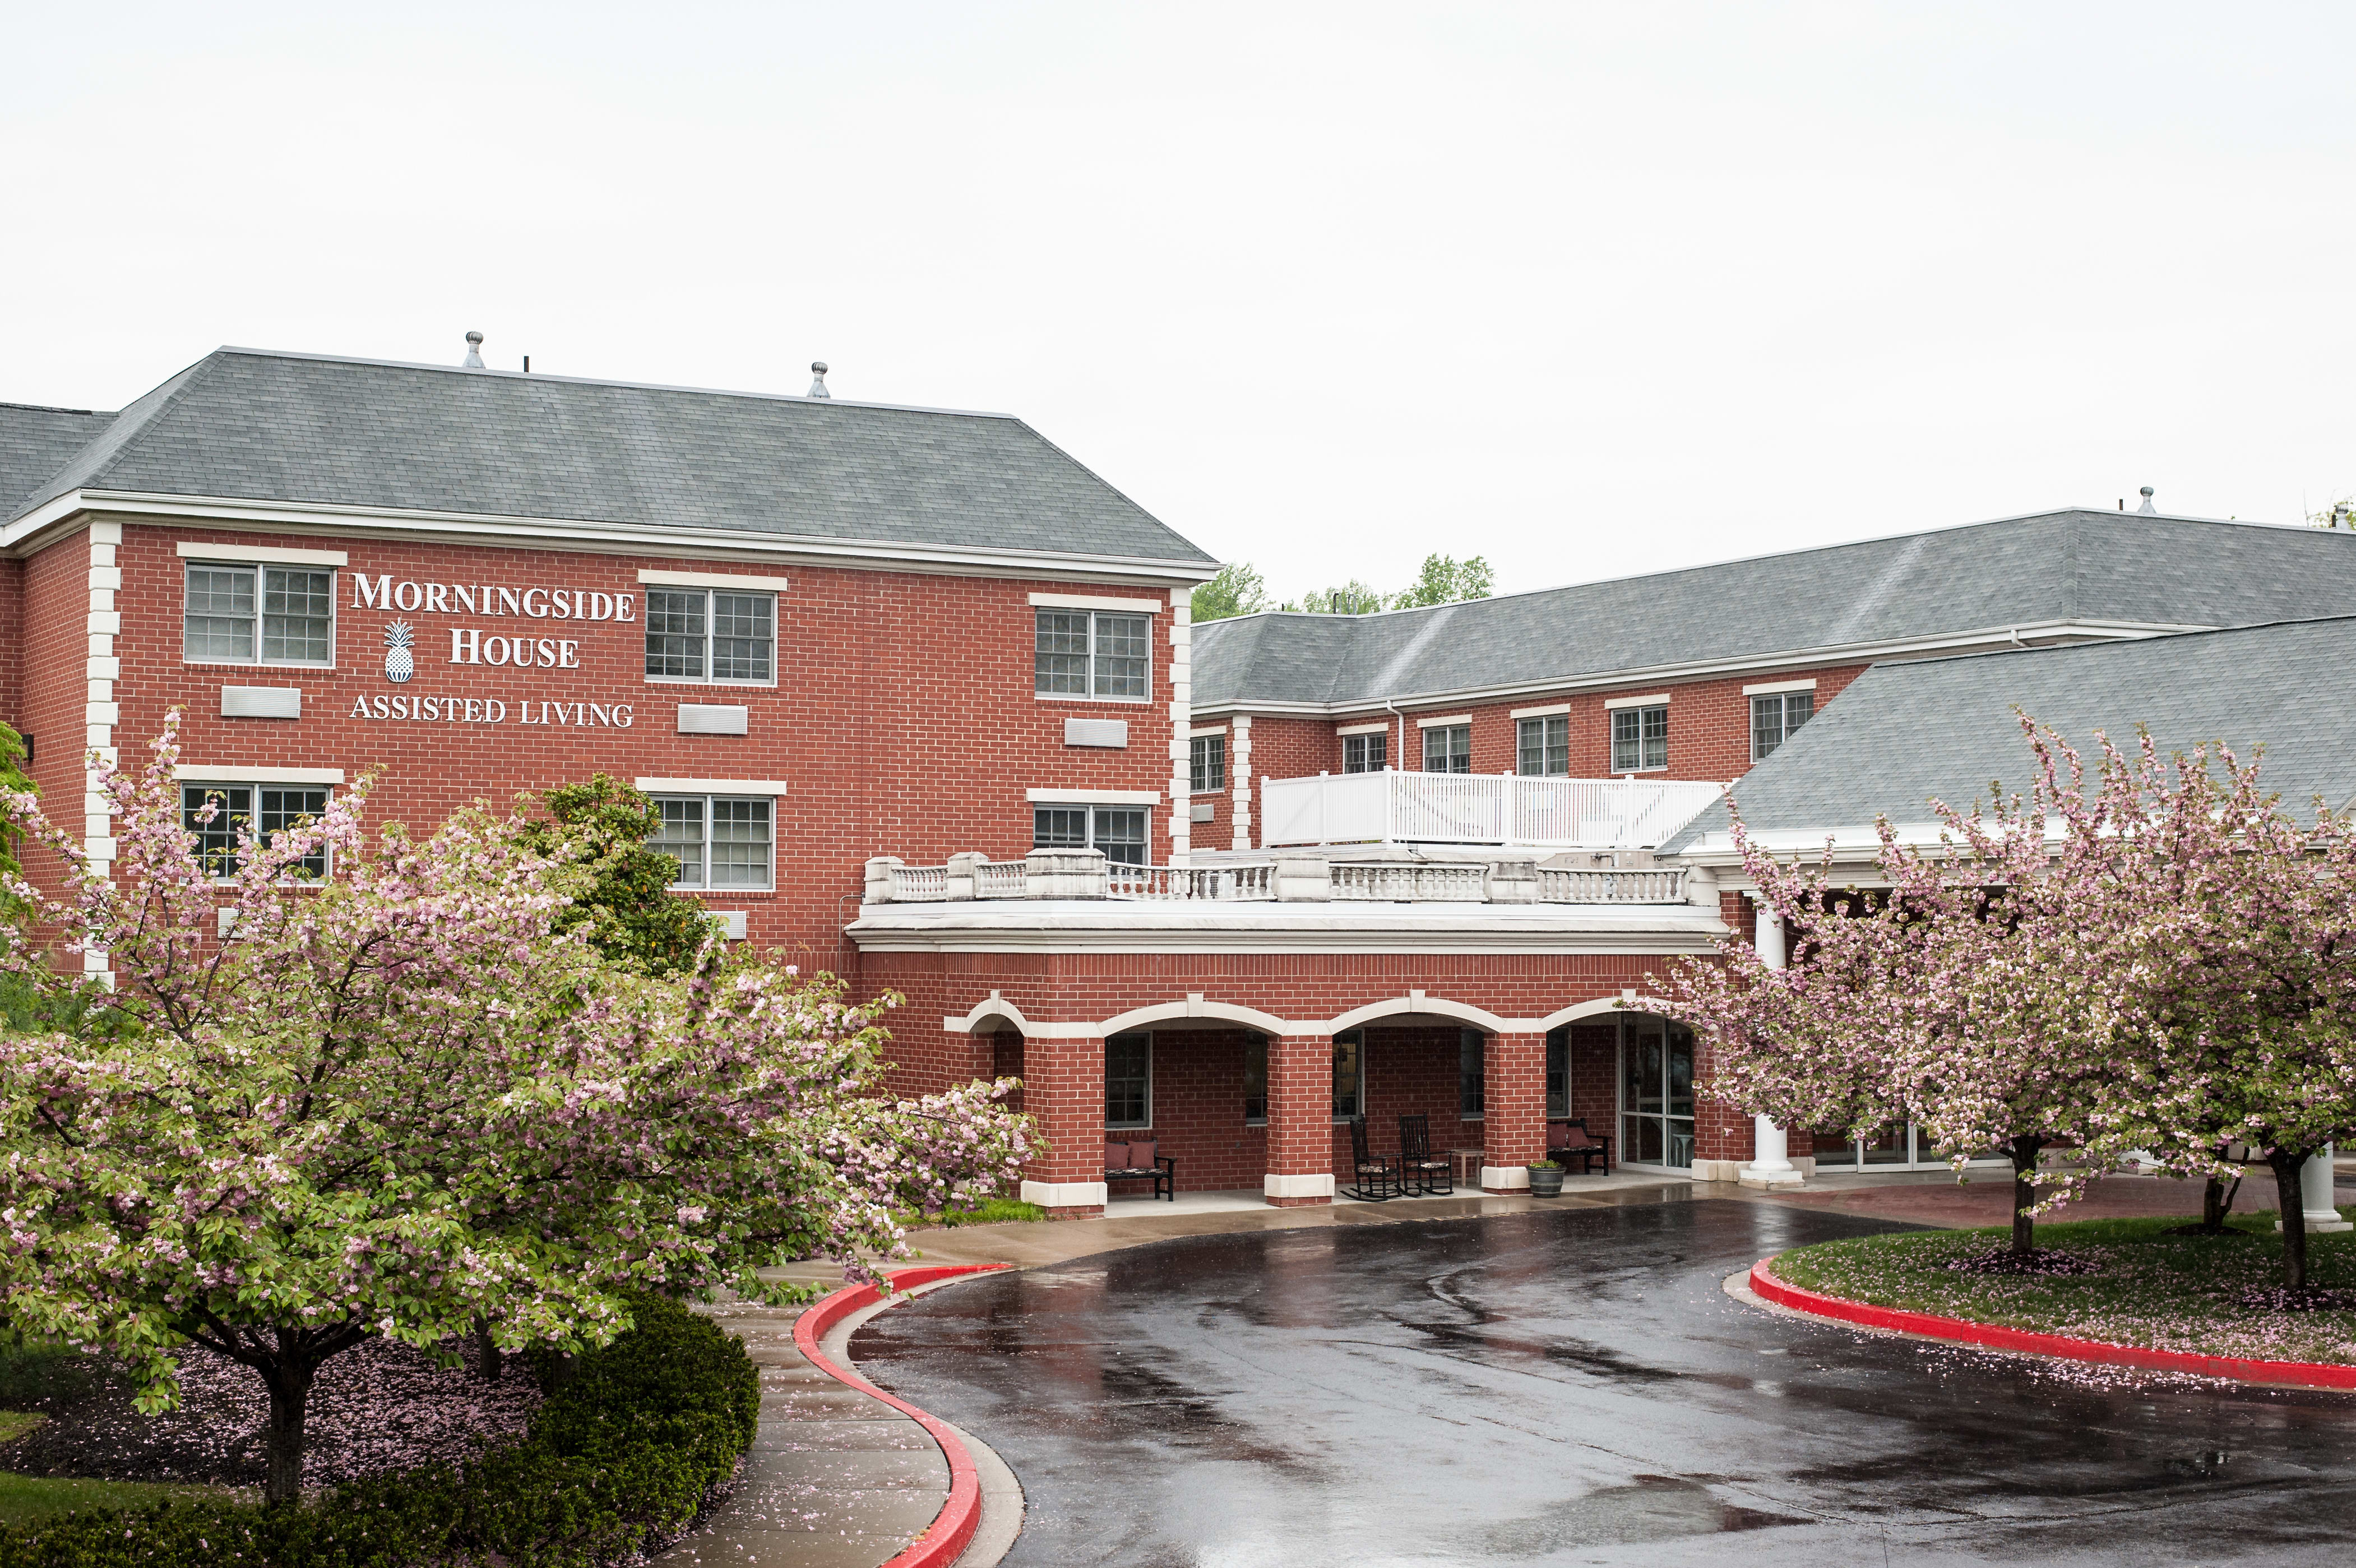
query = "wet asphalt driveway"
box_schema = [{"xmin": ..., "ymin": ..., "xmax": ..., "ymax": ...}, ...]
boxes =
[{"xmin": 851, "ymin": 1196, "xmax": 2356, "ymax": 1566}]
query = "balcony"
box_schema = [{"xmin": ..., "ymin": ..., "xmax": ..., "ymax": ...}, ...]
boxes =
[
  {"xmin": 863, "ymin": 849, "xmax": 1705, "ymax": 908},
  {"xmin": 1258, "ymin": 770, "xmax": 1724, "ymax": 851}
]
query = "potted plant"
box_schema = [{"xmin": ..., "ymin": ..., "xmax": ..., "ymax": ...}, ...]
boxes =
[{"xmin": 1525, "ymin": 1159, "xmax": 1565, "ymax": 1198}]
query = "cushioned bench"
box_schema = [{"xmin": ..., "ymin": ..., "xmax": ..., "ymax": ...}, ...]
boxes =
[{"xmin": 1105, "ymin": 1138, "xmax": 1175, "ymax": 1200}]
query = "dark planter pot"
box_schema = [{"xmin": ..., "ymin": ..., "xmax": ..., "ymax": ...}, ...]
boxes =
[{"xmin": 1526, "ymin": 1165, "xmax": 1565, "ymax": 1198}]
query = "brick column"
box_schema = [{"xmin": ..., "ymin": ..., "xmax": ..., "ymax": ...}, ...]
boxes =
[
  {"xmin": 1263, "ymin": 1033, "xmax": 1335, "ymax": 1206},
  {"xmin": 1017, "ymin": 1034, "xmax": 1108, "ymax": 1219},
  {"xmin": 1482, "ymin": 1031, "xmax": 1546, "ymax": 1192}
]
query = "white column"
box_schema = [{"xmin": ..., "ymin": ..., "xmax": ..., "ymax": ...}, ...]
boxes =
[
  {"xmin": 1230, "ymin": 715, "xmax": 1254, "ymax": 850},
  {"xmin": 1166, "ymin": 589, "xmax": 1192, "ymax": 869},
  {"xmin": 1738, "ymin": 897, "xmax": 1803, "ymax": 1190},
  {"xmin": 81, "ymin": 521, "xmax": 123, "ymax": 990},
  {"xmin": 2302, "ymin": 1147, "xmax": 2351, "ymax": 1232}
]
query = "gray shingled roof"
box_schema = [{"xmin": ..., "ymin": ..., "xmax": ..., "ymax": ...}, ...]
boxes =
[
  {"xmin": 1192, "ymin": 512, "xmax": 2356, "ymax": 707},
  {"xmin": 0, "ymin": 403, "xmax": 116, "ymax": 519},
  {"xmin": 10, "ymin": 349, "xmax": 1215, "ymax": 567},
  {"xmin": 1663, "ymin": 617, "xmax": 2356, "ymax": 850}
]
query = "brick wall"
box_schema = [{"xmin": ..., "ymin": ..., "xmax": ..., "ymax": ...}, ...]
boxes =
[{"xmin": 6, "ymin": 521, "xmax": 1183, "ymax": 963}]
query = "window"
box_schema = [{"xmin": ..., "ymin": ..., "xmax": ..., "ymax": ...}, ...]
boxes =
[
  {"xmin": 1343, "ymin": 733, "xmax": 1386, "ymax": 773},
  {"xmin": 1751, "ymin": 691, "xmax": 1815, "ymax": 762},
  {"xmin": 1034, "ymin": 609, "xmax": 1150, "ymax": 700},
  {"xmin": 1190, "ymin": 734, "xmax": 1226, "ymax": 794},
  {"xmin": 649, "ymin": 794, "xmax": 775, "ymax": 889},
  {"xmin": 1610, "ymin": 705, "xmax": 1668, "ymax": 773},
  {"xmin": 183, "ymin": 563, "xmax": 334, "ymax": 665},
  {"xmin": 1546, "ymin": 1027, "xmax": 1570, "ymax": 1119},
  {"xmin": 645, "ymin": 589, "xmax": 774, "ymax": 682},
  {"xmin": 180, "ymin": 783, "xmax": 330, "ymax": 879},
  {"xmin": 1331, "ymin": 1028, "xmax": 1365, "ymax": 1120},
  {"xmin": 1243, "ymin": 1034, "xmax": 1267, "ymax": 1124},
  {"xmin": 1423, "ymin": 724, "xmax": 1471, "ymax": 774},
  {"xmin": 1107, "ymin": 1032, "xmax": 1152, "ymax": 1129},
  {"xmin": 1516, "ymin": 715, "xmax": 1568, "ymax": 776},
  {"xmin": 1459, "ymin": 1029, "xmax": 1485, "ymax": 1120},
  {"xmin": 1033, "ymin": 804, "xmax": 1149, "ymax": 866}
]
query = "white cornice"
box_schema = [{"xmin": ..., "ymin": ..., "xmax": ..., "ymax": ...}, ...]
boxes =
[
  {"xmin": 846, "ymin": 904, "xmax": 1725, "ymax": 956},
  {"xmin": 1188, "ymin": 619, "xmax": 2210, "ymax": 720},
  {"xmin": 2, "ymin": 489, "xmax": 1219, "ymax": 587}
]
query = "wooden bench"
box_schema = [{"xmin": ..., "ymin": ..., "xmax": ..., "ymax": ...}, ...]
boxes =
[
  {"xmin": 1547, "ymin": 1118, "xmax": 1613, "ymax": 1174},
  {"xmin": 1105, "ymin": 1139, "xmax": 1175, "ymax": 1200}
]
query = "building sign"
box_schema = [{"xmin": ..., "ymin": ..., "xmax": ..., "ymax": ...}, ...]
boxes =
[
  {"xmin": 353, "ymin": 576, "xmax": 636, "ymax": 623},
  {"xmin": 346, "ymin": 578, "xmax": 638, "ymax": 723},
  {"xmin": 345, "ymin": 694, "xmax": 635, "ymax": 727}
]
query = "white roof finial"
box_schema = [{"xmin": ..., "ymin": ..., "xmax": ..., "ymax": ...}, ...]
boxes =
[
  {"xmin": 462, "ymin": 331, "xmax": 486, "ymax": 370},
  {"xmin": 2136, "ymin": 485, "xmax": 2157, "ymax": 515},
  {"xmin": 808, "ymin": 360, "xmax": 830, "ymax": 399}
]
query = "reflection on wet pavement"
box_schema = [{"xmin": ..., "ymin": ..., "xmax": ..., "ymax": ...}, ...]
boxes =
[{"xmin": 851, "ymin": 1198, "xmax": 2356, "ymax": 1566}]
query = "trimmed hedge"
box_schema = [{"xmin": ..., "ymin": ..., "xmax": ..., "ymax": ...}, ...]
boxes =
[{"xmin": 0, "ymin": 1293, "xmax": 760, "ymax": 1567}]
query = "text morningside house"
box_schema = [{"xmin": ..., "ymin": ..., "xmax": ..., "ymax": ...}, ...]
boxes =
[{"xmin": 8, "ymin": 350, "xmax": 2356, "ymax": 1218}]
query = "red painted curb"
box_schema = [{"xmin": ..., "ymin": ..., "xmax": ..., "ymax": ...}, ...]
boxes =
[
  {"xmin": 793, "ymin": 1264, "xmax": 1011, "ymax": 1568},
  {"xmin": 1749, "ymin": 1256, "xmax": 2356, "ymax": 1391}
]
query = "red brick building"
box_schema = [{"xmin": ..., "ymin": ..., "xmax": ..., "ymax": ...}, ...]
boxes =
[{"xmin": 10, "ymin": 349, "xmax": 2356, "ymax": 1216}]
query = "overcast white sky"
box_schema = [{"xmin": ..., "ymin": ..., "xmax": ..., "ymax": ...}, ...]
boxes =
[{"xmin": 7, "ymin": 3, "xmax": 2354, "ymax": 599}]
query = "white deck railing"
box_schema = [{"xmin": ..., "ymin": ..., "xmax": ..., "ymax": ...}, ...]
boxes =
[
  {"xmin": 866, "ymin": 850, "xmax": 1695, "ymax": 906},
  {"xmin": 1260, "ymin": 770, "xmax": 1723, "ymax": 850}
]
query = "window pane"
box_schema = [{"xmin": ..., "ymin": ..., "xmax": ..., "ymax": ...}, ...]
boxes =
[
  {"xmin": 645, "ymin": 590, "xmax": 707, "ymax": 679},
  {"xmin": 1331, "ymin": 1030, "xmax": 1362, "ymax": 1118},
  {"xmin": 1243, "ymin": 1034, "xmax": 1268, "ymax": 1123},
  {"xmin": 1093, "ymin": 807, "xmax": 1147, "ymax": 866},
  {"xmin": 261, "ymin": 568, "xmax": 334, "ymax": 664},
  {"xmin": 1545, "ymin": 1027, "xmax": 1570, "ymax": 1118},
  {"xmin": 1642, "ymin": 706, "xmax": 1668, "ymax": 770},
  {"xmin": 1751, "ymin": 695, "xmax": 1785, "ymax": 761},
  {"xmin": 1344, "ymin": 733, "xmax": 1385, "ymax": 773},
  {"xmin": 1424, "ymin": 724, "xmax": 1470, "ymax": 774},
  {"xmin": 709, "ymin": 592, "xmax": 774, "ymax": 682},
  {"xmin": 184, "ymin": 565, "xmax": 256, "ymax": 660},
  {"xmin": 1545, "ymin": 715, "xmax": 1569, "ymax": 775},
  {"xmin": 1190, "ymin": 734, "xmax": 1226, "ymax": 794},
  {"xmin": 709, "ymin": 797, "xmax": 773, "ymax": 889},
  {"xmin": 1107, "ymin": 1032, "xmax": 1152, "ymax": 1129},
  {"xmin": 257, "ymin": 787, "xmax": 330, "ymax": 877},
  {"xmin": 1091, "ymin": 613, "xmax": 1149, "ymax": 698},
  {"xmin": 1033, "ymin": 806, "xmax": 1088, "ymax": 849},
  {"xmin": 1785, "ymin": 691, "xmax": 1814, "ymax": 738},
  {"xmin": 651, "ymin": 796, "xmax": 705, "ymax": 886},
  {"xmin": 1459, "ymin": 1029, "xmax": 1485, "ymax": 1118},
  {"xmin": 1034, "ymin": 610, "xmax": 1090, "ymax": 694},
  {"xmin": 1518, "ymin": 718, "xmax": 1545, "ymax": 776},
  {"xmin": 182, "ymin": 785, "xmax": 251, "ymax": 877}
]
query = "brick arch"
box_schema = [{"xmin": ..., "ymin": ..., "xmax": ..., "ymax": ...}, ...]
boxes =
[{"xmin": 1325, "ymin": 996, "xmax": 1507, "ymax": 1035}]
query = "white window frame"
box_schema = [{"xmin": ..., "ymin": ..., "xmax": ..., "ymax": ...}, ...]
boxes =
[
  {"xmin": 1031, "ymin": 801, "xmax": 1151, "ymax": 866},
  {"xmin": 1107, "ymin": 1031, "xmax": 1154, "ymax": 1131},
  {"xmin": 1033, "ymin": 607, "xmax": 1153, "ymax": 704},
  {"xmin": 1331, "ymin": 1027, "xmax": 1367, "ymax": 1122},
  {"xmin": 179, "ymin": 779, "xmax": 336, "ymax": 882},
  {"xmin": 1189, "ymin": 733, "xmax": 1227, "ymax": 795},
  {"xmin": 1516, "ymin": 714, "xmax": 1570, "ymax": 776},
  {"xmin": 182, "ymin": 559, "xmax": 338, "ymax": 669},
  {"xmin": 1423, "ymin": 723, "xmax": 1471, "ymax": 774},
  {"xmin": 642, "ymin": 586, "xmax": 780, "ymax": 687},
  {"xmin": 649, "ymin": 793, "xmax": 777, "ymax": 890},
  {"xmin": 1610, "ymin": 705, "xmax": 1669, "ymax": 774},
  {"xmin": 1750, "ymin": 690, "xmax": 1815, "ymax": 762},
  {"xmin": 1342, "ymin": 732, "xmax": 1386, "ymax": 774}
]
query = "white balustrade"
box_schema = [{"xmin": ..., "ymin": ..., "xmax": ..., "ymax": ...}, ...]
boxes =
[
  {"xmin": 865, "ymin": 850, "xmax": 1690, "ymax": 906},
  {"xmin": 1535, "ymin": 867, "xmax": 1688, "ymax": 904},
  {"xmin": 887, "ymin": 864, "xmax": 948, "ymax": 901},
  {"xmin": 1260, "ymin": 771, "xmax": 1721, "ymax": 850}
]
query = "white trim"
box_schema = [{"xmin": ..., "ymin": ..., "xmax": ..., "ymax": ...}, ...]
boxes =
[
  {"xmin": 1019, "ymin": 1180, "xmax": 1108, "ymax": 1209},
  {"xmin": 634, "ymin": 776, "xmax": 790, "ymax": 794},
  {"xmin": 177, "ymin": 540, "xmax": 348, "ymax": 566},
  {"xmin": 1027, "ymin": 591, "xmax": 1163, "ymax": 612},
  {"xmin": 175, "ymin": 765, "xmax": 346, "ymax": 785},
  {"xmin": 637, "ymin": 567, "xmax": 793, "ymax": 591},
  {"xmin": 1509, "ymin": 702, "xmax": 1570, "ymax": 719},
  {"xmin": 6, "ymin": 489, "xmax": 1217, "ymax": 586},
  {"xmin": 1189, "ymin": 724, "xmax": 1228, "ymax": 737},
  {"xmin": 944, "ymin": 992, "xmax": 1033, "ymax": 1034},
  {"xmin": 1024, "ymin": 787, "xmax": 1161, "ymax": 805},
  {"xmin": 1264, "ymin": 1173, "xmax": 1335, "ymax": 1200},
  {"xmin": 1481, "ymin": 1165, "xmax": 1533, "ymax": 1192},
  {"xmin": 1604, "ymin": 692, "xmax": 1671, "ymax": 710},
  {"xmin": 1742, "ymin": 677, "xmax": 1818, "ymax": 696},
  {"xmin": 1335, "ymin": 722, "xmax": 1389, "ymax": 736},
  {"xmin": 1415, "ymin": 714, "xmax": 1473, "ymax": 728},
  {"xmin": 1098, "ymin": 997, "xmax": 1290, "ymax": 1036},
  {"xmin": 1531, "ymin": 995, "xmax": 1662, "ymax": 1032},
  {"xmin": 1327, "ymin": 995, "xmax": 1509, "ymax": 1033}
]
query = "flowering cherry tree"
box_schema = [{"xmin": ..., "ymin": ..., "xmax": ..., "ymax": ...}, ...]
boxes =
[{"xmin": 0, "ymin": 718, "xmax": 1034, "ymax": 1503}]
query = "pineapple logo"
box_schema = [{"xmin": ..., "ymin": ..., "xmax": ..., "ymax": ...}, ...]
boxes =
[{"xmin": 382, "ymin": 620, "xmax": 416, "ymax": 683}]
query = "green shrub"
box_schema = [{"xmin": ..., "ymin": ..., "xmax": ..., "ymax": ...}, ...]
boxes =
[{"xmin": 0, "ymin": 1293, "xmax": 758, "ymax": 1567}]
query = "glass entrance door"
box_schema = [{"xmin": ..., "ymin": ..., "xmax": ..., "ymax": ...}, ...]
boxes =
[{"xmin": 1619, "ymin": 1016, "xmax": 1696, "ymax": 1169}]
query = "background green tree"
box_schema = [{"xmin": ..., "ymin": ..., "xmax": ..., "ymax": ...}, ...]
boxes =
[
  {"xmin": 1189, "ymin": 562, "xmax": 1271, "ymax": 622},
  {"xmin": 515, "ymin": 773, "xmax": 715, "ymax": 977},
  {"xmin": 1193, "ymin": 552, "xmax": 1498, "ymax": 618}
]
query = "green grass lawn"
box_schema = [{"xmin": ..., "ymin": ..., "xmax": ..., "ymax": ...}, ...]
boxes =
[
  {"xmin": 911, "ymin": 1197, "xmax": 1046, "ymax": 1228},
  {"xmin": 1773, "ymin": 1207, "xmax": 2356, "ymax": 1365},
  {"xmin": 0, "ymin": 1470, "xmax": 245, "ymax": 1524}
]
